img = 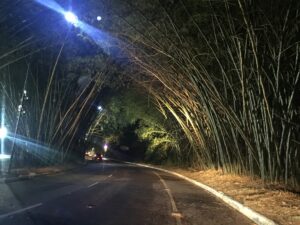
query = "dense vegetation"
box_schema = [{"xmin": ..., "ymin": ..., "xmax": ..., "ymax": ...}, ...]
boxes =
[
  {"xmin": 0, "ymin": 0, "xmax": 299, "ymax": 188},
  {"xmin": 87, "ymin": 88, "xmax": 182, "ymax": 163}
]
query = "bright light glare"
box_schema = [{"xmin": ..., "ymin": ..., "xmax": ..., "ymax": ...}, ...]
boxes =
[
  {"xmin": 64, "ymin": 11, "xmax": 78, "ymax": 25},
  {"xmin": 0, "ymin": 127, "xmax": 8, "ymax": 139},
  {"xmin": 0, "ymin": 154, "xmax": 10, "ymax": 160},
  {"xmin": 34, "ymin": 0, "xmax": 65, "ymax": 14},
  {"xmin": 34, "ymin": 0, "xmax": 118, "ymax": 55},
  {"xmin": 97, "ymin": 106, "xmax": 103, "ymax": 111},
  {"xmin": 6, "ymin": 134, "xmax": 60, "ymax": 164},
  {"xmin": 104, "ymin": 144, "xmax": 108, "ymax": 152}
]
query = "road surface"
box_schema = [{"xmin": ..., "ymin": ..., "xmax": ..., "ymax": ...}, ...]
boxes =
[{"xmin": 0, "ymin": 161, "xmax": 253, "ymax": 225}]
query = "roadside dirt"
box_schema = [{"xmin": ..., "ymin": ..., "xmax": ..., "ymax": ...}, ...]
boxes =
[
  {"xmin": 161, "ymin": 167, "xmax": 300, "ymax": 225},
  {"xmin": 2, "ymin": 162, "xmax": 86, "ymax": 179}
]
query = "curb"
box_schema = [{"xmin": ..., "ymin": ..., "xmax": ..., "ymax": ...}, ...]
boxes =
[
  {"xmin": 125, "ymin": 161, "xmax": 277, "ymax": 225},
  {"xmin": 0, "ymin": 172, "xmax": 44, "ymax": 183},
  {"xmin": 0, "ymin": 161, "xmax": 88, "ymax": 184}
]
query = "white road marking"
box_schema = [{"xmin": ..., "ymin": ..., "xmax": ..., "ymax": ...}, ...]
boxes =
[
  {"xmin": 87, "ymin": 182, "xmax": 99, "ymax": 188},
  {"xmin": 0, "ymin": 203, "xmax": 42, "ymax": 219},
  {"xmin": 87, "ymin": 174, "xmax": 112, "ymax": 188},
  {"xmin": 154, "ymin": 172, "xmax": 183, "ymax": 225}
]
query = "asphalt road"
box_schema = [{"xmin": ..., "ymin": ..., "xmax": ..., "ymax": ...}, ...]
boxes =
[{"xmin": 0, "ymin": 161, "xmax": 253, "ymax": 225}]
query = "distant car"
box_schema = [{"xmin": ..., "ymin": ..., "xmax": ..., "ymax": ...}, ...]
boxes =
[{"xmin": 93, "ymin": 153, "xmax": 102, "ymax": 162}]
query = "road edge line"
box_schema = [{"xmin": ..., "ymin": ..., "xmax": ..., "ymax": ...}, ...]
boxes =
[
  {"xmin": 126, "ymin": 161, "xmax": 277, "ymax": 225},
  {"xmin": 87, "ymin": 181, "xmax": 99, "ymax": 188},
  {"xmin": 153, "ymin": 172, "xmax": 182, "ymax": 225}
]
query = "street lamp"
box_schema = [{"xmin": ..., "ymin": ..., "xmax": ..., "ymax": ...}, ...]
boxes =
[
  {"xmin": 97, "ymin": 105, "xmax": 103, "ymax": 112},
  {"xmin": 0, "ymin": 126, "xmax": 7, "ymax": 139},
  {"xmin": 64, "ymin": 11, "xmax": 79, "ymax": 25}
]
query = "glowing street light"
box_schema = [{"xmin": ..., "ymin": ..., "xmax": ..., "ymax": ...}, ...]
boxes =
[
  {"xmin": 35, "ymin": 0, "xmax": 115, "ymax": 55},
  {"xmin": 97, "ymin": 105, "xmax": 103, "ymax": 112},
  {"xmin": 103, "ymin": 144, "xmax": 108, "ymax": 152},
  {"xmin": 0, "ymin": 126, "xmax": 8, "ymax": 139},
  {"xmin": 64, "ymin": 11, "xmax": 78, "ymax": 25}
]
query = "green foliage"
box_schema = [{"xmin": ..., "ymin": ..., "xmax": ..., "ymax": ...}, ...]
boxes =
[
  {"xmin": 88, "ymin": 88, "xmax": 181, "ymax": 163},
  {"xmin": 136, "ymin": 122, "xmax": 180, "ymax": 163}
]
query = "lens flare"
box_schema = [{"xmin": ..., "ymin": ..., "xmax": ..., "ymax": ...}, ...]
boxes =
[
  {"xmin": 7, "ymin": 134, "xmax": 60, "ymax": 164},
  {"xmin": 34, "ymin": 0, "xmax": 65, "ymax": 14},
  {"xmin": 0, "ymin": 154, "xmax": 10, "ymax": 159},
  {"xmin": 0, "ymin": 127, "xmax": 8, "ymax": 139}
]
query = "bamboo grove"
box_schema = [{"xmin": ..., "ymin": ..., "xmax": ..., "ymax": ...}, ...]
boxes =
[
  {"xmin": 0, "ymin": 1, "xmax": 110, "ymax": 168},
  {"xmin": 104, "ymin": 0, "xmax": 300, "ymax": 187},
  {"xmin": 0, "ymin": 50, "xmax": 107, "ymax": 168},
  {"xmin": 0, "ymin": 0, "xmax": 299, "ymax": 189}
]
